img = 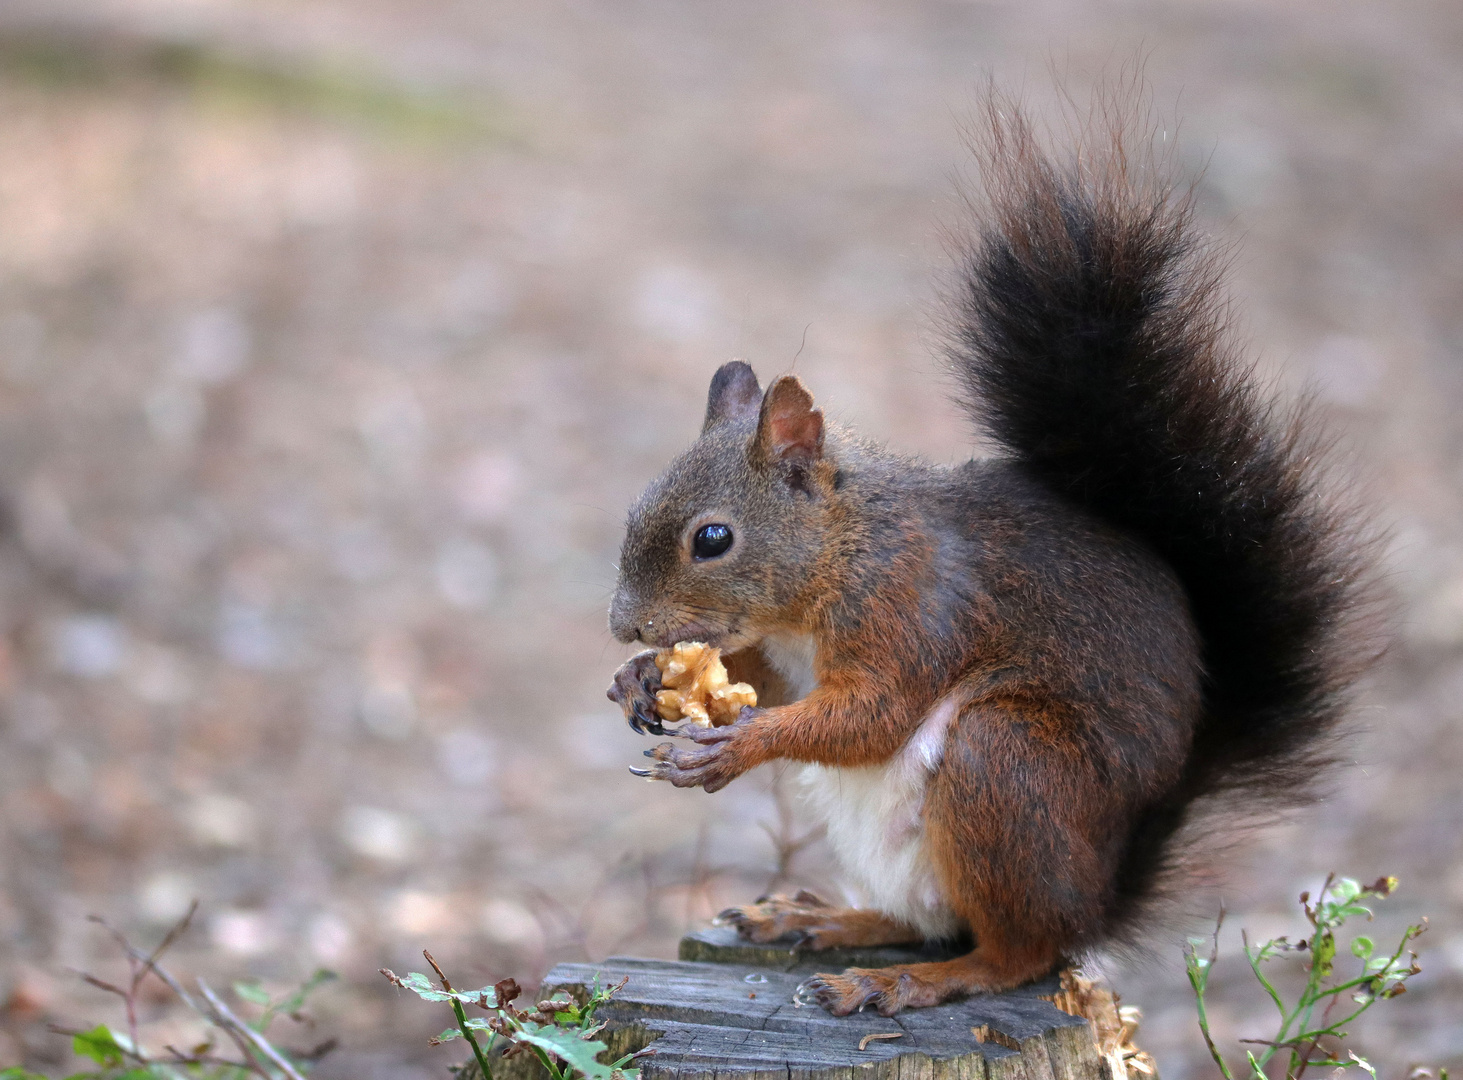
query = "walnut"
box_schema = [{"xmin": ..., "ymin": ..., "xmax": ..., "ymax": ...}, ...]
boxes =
[{"xmin": 653, "ymin": 641, "xmax": 757, "ymax": 727}]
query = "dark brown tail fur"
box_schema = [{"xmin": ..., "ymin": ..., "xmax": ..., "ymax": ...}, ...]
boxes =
[{"xmin": 946, "ymin": 98, "xmax": 1383, "ymax": 931}]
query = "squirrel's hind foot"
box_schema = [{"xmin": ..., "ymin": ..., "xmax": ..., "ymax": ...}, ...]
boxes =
[
  {"xmin": 798, "ymin": 953, "xmax": 1041, "ymax": 1016},
  {"xmin": 798, "ymin": 968, "xmax": 934, "ymax": 1016},
  {"xmin": 716, "ymin": 896, "xmax": 921, "ymax": 951},
  {"xmin": 714, "ymin": 891, "xmax": 831, "ymax": 945}
]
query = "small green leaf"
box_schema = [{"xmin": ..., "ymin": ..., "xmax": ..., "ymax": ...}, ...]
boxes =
[
  {"xmin": 234, "ymin": 980, "xmax": 272, "ymax": 1006},
  {"xmin": 72, "ymin": 1025, "xmax": 125, "ymax": 1068},
  {"xmin": 1251, "ymin": 937, "xmax": 1286, "ymax": 962},
  {"xmin": 433, "ymin": 1027, "xmax": 464, "ymax": 1043},
  {"xmin": 513, "ymin": 1020, "xmax": 635, "ymax": 1080},
  {"xmin": 397, "ymin": 971, "xmax": 454, "ymax": 1002},
  {"xmin": 392, "ymin": 971, "xmax": 499, "ymax": 1007},
  {"xmin": 276, "ymin": 968, "xmax": 339, "ymax": 1015},
  {"xmin": 1350, "ymin": 936, "xmax": 1374, "ymax": 960},
  {"xmin": 1349, "ymin": 1052, "xmax": 1378, "ymax": 1079},
  {"xmin": 400, "ymin": 971, "xmax": 435, "ymax": 993}
]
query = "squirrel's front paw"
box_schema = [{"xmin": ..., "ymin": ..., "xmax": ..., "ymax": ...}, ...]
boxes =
[
  {"xmin": 607, "ymin": 650, "xmax": 664, "ymax": 735},
  {"xmin": 629, "ymin": 708, "xmax": 762, "ymax": 792}
]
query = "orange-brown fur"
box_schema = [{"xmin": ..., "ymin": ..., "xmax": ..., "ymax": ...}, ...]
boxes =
[
  {"xmin": 717, "ymin": 891, "xmax": 921, "ymax": 951},
  {"xmin": 606, "ymin": 100, "xmax": 1379, "ymax": 1016}
]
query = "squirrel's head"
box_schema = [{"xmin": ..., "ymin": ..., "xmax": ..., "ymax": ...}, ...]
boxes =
[{"xmin": 610, "ymin": 361, "xmax": 832, "ymax": 649}]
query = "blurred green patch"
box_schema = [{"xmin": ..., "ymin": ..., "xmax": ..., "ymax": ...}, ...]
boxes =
[{"xmin": 0, "ymin": 30, "xmax": 513, "ymax": 145}]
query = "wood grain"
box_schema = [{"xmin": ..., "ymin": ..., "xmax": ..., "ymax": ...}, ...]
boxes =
[{"xmin": 453, "ymin": 933, "xmax": 1119, "ymax": 1080}]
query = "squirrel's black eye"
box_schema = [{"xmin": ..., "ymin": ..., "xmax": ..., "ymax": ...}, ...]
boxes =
[{"xmin": 692, "ymin": 523, "xmax": 733, "ymax": 560}]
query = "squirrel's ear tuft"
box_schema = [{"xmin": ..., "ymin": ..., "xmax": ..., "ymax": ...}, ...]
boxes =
[
  {"xmin": 753, "ymin": 375, "xmax": 824, "ymax": 471},
  {"xmin": 703, "ymin": 360, "xmax": 762, "ymax": 432}
]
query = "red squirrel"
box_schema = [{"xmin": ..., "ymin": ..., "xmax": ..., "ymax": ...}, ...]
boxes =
[{"xmin": 605, "ymin": 104, "xmax": 1379, "ymax": 1017}]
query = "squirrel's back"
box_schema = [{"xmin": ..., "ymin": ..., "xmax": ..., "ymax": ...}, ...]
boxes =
[{"xmin": 946, "ymin": 99, "xmax": 1382, "ymax": 925}]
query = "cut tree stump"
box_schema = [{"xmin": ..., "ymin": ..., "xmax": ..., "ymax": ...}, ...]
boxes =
[{"xmin": 455, "ymin": 928, "xmax": 1156, "ymax": 1080}]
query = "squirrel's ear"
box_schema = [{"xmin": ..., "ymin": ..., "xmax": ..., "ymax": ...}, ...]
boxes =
[
  {"xmin": 703, "ymin": 360, "xmax": 762, "ymax": 433},
  {"xmin": 753, "ymin": 375, "xmax": 824, "ymax": 471}
]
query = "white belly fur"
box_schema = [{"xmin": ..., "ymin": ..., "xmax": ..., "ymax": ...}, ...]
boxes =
[{"xmin": 760, "ymin": 632, "xmax": 962, "ymax": 939}]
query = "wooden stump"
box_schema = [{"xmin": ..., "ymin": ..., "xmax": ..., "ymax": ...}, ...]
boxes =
[{"xmin": 456, "ymin": 929, "xmax": 1155, "ymax": 1080}]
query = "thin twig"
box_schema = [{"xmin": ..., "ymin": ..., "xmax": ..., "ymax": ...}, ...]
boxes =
[
  {"xmin": 87, "ymin": 901, "xmax": 198, "ymax": 1060},
  {"xmin": 162, "ymin": 1044, "xmax": 255, "ymax": 1069},
  {"xmin": 761, "ymin": 767, "xmax": 825, "ymax": 893},
  {"xmin": 113, "ymin": 943, "xmax": 205, "ymax": 1018},
  {"xmin": 70, "ymin": 905, "xmax": 331, "ymax": 1080},
  {"xmin": 198, "ymin": 980, "xmax": 308, "ymax": 1080},
  {"xmin": 686, "ymin": 818, "xmax": 710, "ymax": 932}
]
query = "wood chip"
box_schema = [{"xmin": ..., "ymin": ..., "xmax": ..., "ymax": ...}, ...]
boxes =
[
  {"xmin": 1045, "ymin": 968, "xmax": 1158, "ymax": 1080},
  {"xmin": 971, "ymin": 1025, "xmax": 1020, "ymax": 1051},
  {"xmin": 858, "ymin": 1033, "xmax": 904, "ymax": 1051}
]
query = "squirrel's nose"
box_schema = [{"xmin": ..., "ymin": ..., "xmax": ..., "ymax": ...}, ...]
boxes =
[
  {"xmin": 608, "ymin": 590, "xmax": 645, "ymax": 643},
  {"xmin": 609, "ymin": 615, "xmax": 642, "ymax": 644}
]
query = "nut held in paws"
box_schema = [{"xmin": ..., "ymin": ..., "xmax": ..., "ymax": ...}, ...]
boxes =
[{"xmin": 653, "ymin": 641, "xmax": 756, "ymax": 726}]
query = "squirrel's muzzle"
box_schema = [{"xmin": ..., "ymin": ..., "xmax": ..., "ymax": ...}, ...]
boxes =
[{"xmin": 608, "ymin": 588, "xmax": 647, "ymax": 643}]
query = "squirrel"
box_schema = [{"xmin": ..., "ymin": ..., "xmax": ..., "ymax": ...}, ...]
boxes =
[{"xmin": 604, "ymin": 102, "xmax": 1379, "ymax": 1017}]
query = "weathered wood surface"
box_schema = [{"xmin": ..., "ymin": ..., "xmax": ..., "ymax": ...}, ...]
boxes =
[
  {"xmin": 456, "ymin": 930, "xmax": 1135, "ymax": 1080},
  {"xmin": 676, "ymin": 926, "xmax": 967, "ymax": 972}
]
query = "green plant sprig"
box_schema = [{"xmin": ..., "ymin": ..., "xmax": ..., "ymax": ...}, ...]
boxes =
[
  {"xmin": 1, "ymin": 905, "xmax": 336, "ymax": 1080},
  {"xmin": 382, "ymin": 956, "xmax": 641, "ymax": 1080},
  {"xmin": 1184, "ymin": 874, "xmax": 1431, "ymax": 1080}
]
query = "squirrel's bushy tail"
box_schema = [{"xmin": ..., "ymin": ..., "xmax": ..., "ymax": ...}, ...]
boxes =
[{"xmin": 948, "ymin": 100, "xmax": 1381, "ymax": 920}]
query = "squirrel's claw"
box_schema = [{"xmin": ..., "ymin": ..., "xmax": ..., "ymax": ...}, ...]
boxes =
[
  {"xmin": 797, "ymin": 969, "xmax": 930, "ymax": 1016},
  {"xmin": 795, "ymin": 972, "xmax": 882, "ymax": 1016},
  {"xmin": 714, "ymin": 893, "xmax": 839, "ymax": 945},
  {"xmin": 607, "ymin": 650, "xmax": 665, "ymax": 736},
  {"xmin": 642, "ymin": 742, "xmax": 725, "ymax": 791},
  {"xmin": 631, "ymin": 712, "xmax": 666, "ymax": 737},
  {"xmin": 638, "ymin": 710, "xmax": 760, "ymax": 792}
]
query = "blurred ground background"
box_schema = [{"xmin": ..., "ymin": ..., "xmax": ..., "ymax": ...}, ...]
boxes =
[{"xmin": 0, "ymin": 0, "xmax": 1458, "ymax": 1077}]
